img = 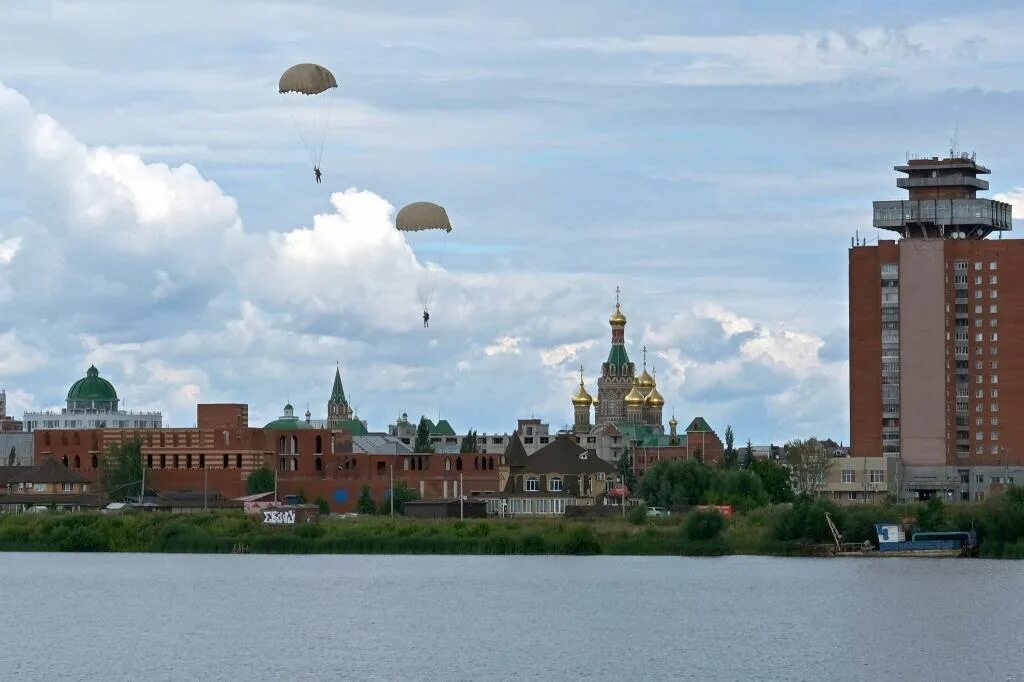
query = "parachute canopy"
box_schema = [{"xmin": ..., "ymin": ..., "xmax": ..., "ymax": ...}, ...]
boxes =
[
  {"xmin": 278, "ymin": 63, "xmax": 338, "ymax": 95},
  {"xmin": 396, "ymin": 202, "xmax": 453, "ymax": 233}
]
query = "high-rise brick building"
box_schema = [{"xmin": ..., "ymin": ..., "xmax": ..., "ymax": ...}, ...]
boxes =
[{"xmin": 850, "ymin": 153, "xmax": 1023, "ymax": 501}]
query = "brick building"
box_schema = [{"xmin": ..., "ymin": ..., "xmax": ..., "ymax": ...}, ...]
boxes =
[{"xmin": 850, "ymin": 153, "xmax": 1024, "ymax": 501}]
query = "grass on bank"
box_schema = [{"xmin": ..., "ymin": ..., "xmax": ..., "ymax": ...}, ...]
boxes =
[{"xmin": 3, "ymin": 488, "xmax": 1024, "ymax": 558}]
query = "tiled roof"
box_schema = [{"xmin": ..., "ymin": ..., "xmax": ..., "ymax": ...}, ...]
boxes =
[
  {"xmin": 685, "ymin": 417, "xmax": 714, "ymax": 433},
  {"xmin": 9, "ymin": 457, "xmax": 89, "ymax": 485}
]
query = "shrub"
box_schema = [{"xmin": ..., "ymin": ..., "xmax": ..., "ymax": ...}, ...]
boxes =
[
  {"xmin": 684, "ymin": 510, "xmax": 725, "ymax": 541},
  {"xmin": 628, "ymin": 505, "xmax": 648, "ymax": 525},
  {"xmin": 560, "ymin": 525, "xmax": 602, "ymax": 555}
]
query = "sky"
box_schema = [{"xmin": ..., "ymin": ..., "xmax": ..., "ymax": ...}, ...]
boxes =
[{"xmin": 3, "ymin": 1, "xmax": 1024, "ymax": 444}]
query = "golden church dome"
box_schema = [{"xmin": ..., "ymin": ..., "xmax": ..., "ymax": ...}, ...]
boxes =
[
  {"xmin": 637, "ymin": 367, "xmax": 655, "ymax": 391},
  {"xmin": 624, "ymin": 384, "xmax": 645, "ymax": 407},
  {"xmin": 572, "ymin": 381, "xmax": 593, "ymax": 407},
  {"xmin": 609, "ymin": 304, "xmax": 627, "ymax": 327},
  {"xmin": 646, "ymin": 386, "xmax": 665, "ymax": 407}
]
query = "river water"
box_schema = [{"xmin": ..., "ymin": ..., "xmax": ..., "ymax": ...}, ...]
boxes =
[{"xmin": 1, "ymin": 553, "xmax": 1021, "ymax": 681}]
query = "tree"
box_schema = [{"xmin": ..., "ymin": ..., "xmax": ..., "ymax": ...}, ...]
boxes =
[
  {"xmin": 246, "ymin": 467, "xmax": 275, "ymax": 495},
  {"xmin": 705, "ymin": 469, "xmax": 768, "ymax": 512},
  {"xmin": 414, "ymin": 417, "xmax": 435, "ymax": 453},
  {"xmin": 314, "ymin": 496, "xmax": 330, "ymax": 515},
  {"xmin": 785, "ymin": 438, "xmax": 833, "ymax": 497},
  {"xmin": 101, "ymin": 439, "xmax": 144, "ymax": 501},
  {"xmin": 617, "ymin": 448, "xmax": 637, "ymax": 493},
  {"xmin": 723, "ymin": 425, "xmax": 738, "ymax": 469},
  {"xmin": 743, "ymin": 439, "xmax": 754, "ymax": 468},
  {"xmin": 391, "ymin": 481, "xmax": 420, "ymax": 514},
  {"xmin": 748, "ymin": 458, "xmax": 794, "ymax": 504},
  {"xmin": 460, "ymin": 429, "xmax": 479, "ymax": 454},
  {"xmin": 357, "ymin": 485, "xmax": 377, "ymax": 514},
  {"xmin": 692, "ymin": 447, "xmax": 703, "ymax": 465},
  {"xmin": 640, "ymin": 460, "xmax": 713, "ymax": 509}
]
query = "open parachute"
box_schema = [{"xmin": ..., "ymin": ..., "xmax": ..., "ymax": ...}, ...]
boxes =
[
  {"xmin": 279, "ymin": 63, "xmax": 338, "ymax": 169},
  {"xmin": 396, "ymin": 202, "xmax": 452, "ymax": 313}
]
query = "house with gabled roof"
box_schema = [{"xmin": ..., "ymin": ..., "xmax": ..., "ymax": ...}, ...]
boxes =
[
  {"xmin": 487, "ymin": 433, "xmax": 616, "ymax": 516},
  {"xmin": 0, "ymin": 456, "xmax": 100, "ymax": 512}
]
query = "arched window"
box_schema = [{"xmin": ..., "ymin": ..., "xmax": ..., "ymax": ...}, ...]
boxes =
[
  {"xmin": 548, "ymin": 477, "xmax": 563, "ymax": 492},
  {"xmin": 292, "ymin": 456, "xmax": 299, "ymax": 472},
  {"xmin": 173, "ymin": 454, "xmax": 180, "ymax": 469},
  {"xmin": 609, "ymin": 365, "xmax": 616, "ymax": 376},
  {"xmin": 199, "ymin": 454, "xmax": 205, "ymax": 469},
  {"xmin": 404, "ymin": 457, "xmax": 410, "ymax": 471},
  {"xmin": 160, "ymin": 454, "xmax": 166, "ymax": 469},
  {"xmin": 62, "ymin": 455, "xmax": 68, "ymax": 467},
  {"xmin": 236, "ymin": 454, "xmax": 242, "ymax": 469},
  {"xmin": 186, "ymin": 454, "xmax": 193, "ymax": 469},
  {"xmin": 417, "ymin": 456, "xmax": 423, "ymax": 471},
  {"xmin": 456, "ymin": 456, "xmax": 463, "ymax": 471},
  {"xmin": 315, "ymin": 435, "xmax": 322, "ymax": 454},
  {"xmin": 444, "ymin": 457, "xmax": 452, "ymax": 471},
  {"xmin": 223, "ymin": 431, "xmax": 229, "ymax": 446},
  {"xmin": 73, "ymin": 455, "xmax": 81, "ymax": 469},
  {"xmin": 223, "ymin": 454, "xmax": 229, "ymax": 468},
  {"xmin": 291, "ymin": 436, "xmax": 298, "ymax": 454},
  {"xmin": 92, "ymin": 454, "xmax": 99, "ymax": 469},
  {"xmin": 147, "ymin": 455, "xmax": 153, "ymax": 469},
  {"xmin": 279, "ymin": 436, "xmax": 286, "ymax": 454},
  {"xmin": 488, "ymin": 457, "xmax": 495, "ymax": 470},
  {"xmin": 315, "ymin": 457, "xmax": 323, "ymax": 472}
]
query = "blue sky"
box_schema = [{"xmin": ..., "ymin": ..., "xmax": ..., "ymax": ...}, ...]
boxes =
[{"xmin": 2, "ymin": 1, "xmax": 1024, "ymax": 444}]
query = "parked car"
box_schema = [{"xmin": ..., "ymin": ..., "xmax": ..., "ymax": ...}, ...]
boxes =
[{"xmin": 646, "ymin": 506, "xmax": 670, "ymax": 517}]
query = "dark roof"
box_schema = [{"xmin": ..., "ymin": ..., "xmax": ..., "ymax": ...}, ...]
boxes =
[
  {"xmin": 0, "ymin": 493, "xmax": 102, "ymax": 507},
  {"xmin": 503, "ymin": 433, "xmax": 528, "ymax": 467},
  {"xmin": 0, "ymin": 466, "xmax": 33, "ymax": 486},
  {"xmin": 685, "ymin": 417, "xmax": 714, "ymax": 433},
  {"xmin": 517, "ymin": 437, "xmax": 615, "ymax": 475},
  {"xmin": 9, "ymin": 457, "xmax": 90, "ymax": 485}
]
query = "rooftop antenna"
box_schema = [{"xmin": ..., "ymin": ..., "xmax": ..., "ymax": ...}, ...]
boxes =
[{"xmin": 949, "ymin": 120, "xmax": 960, "ymax": 158}]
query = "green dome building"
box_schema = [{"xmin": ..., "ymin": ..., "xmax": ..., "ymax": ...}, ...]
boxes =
[{"xmin": 66, "ymin": 365, "xmax": 119, "ymax": 411}]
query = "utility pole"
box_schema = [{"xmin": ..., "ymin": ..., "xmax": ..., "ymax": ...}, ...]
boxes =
[
  {"xmin": 140, "ymin": 454, "xmax": 145, "ymax": 506},
  {"xmin": 460, "ymin": 471, "xmax": 464, "ymax": 520},
  {"xmin": 204, "ymin": 464, "xmax": 208, "ymax": 511},
  {"xmin": 390, "ymin": 463, "xmax": 395, "ymax": 517}
]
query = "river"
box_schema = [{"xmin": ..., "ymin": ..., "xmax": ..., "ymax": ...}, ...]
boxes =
[{"xmin": 1, "ymin": 553, "xmax": 1021, "ymax": 680}]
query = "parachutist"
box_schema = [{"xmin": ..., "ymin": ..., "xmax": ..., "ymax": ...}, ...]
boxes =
[
  {"xmin": 423, "ymin": 310, "xmax": 430, "ymax": 328},
  {"xmin": 314, "ymin": 167, "xmax": 322, "ymax": 184}
]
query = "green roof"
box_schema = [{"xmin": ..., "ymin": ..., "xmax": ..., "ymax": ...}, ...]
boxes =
[
  {"xmin": 333, "ymin": 419, "xmax": 368, "ymax": 436},
  {"xmin": 263, "ymin": 417, "xmax": 314, "ymax": 430},
  {"xmin": 433, "ymin": 419, "xmax": 456, "ymax": 436},
  {"xmin": 67, "ymin": 365, "xmax": 118, "ymax": 403},
  {"xmin": 686, "ymin": 417, "xmax": 713, "ymax": 433},
  {"xmin": 614, "ymin": 422, "xmax": 662, "ymax": 447},
  {"xmin": 329, "ymin": 367, "xmax": 347, "ymax": 405},
  {"xmin": 606, "ymin": 345, "xmax": 631, "ymax": 372}
]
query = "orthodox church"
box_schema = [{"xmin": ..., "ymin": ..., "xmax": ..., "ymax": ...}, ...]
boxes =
[{"xmin": 571, "ymin": 289, "xmax": 666, "ymax": 434}]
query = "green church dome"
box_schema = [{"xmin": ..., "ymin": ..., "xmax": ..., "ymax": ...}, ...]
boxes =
[{"xmin": 66, "ymin": 366, "xmax": 119, "ymax": 409}]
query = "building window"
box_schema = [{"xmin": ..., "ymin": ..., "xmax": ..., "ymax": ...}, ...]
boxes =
[
  {"xmin": 976, "ymin": 375, "xmax": 983, "ymax": 384},
  {"xmin": 549, "ymin": 477, "xmax": 563, "ymax": 492},
  {"xmin": 186, "ymin": 454, "xmax": 193, "ymax": 469},
  {"xmin": 990, "ymin": 290, "xmax": 998, "ymax": 299},
  {"xmin": 955, "ymin": 260, "xmax": 968, "ymax": 271},
  {"xmin": 456, "ymin": 456, "xmax": 463, "ymax": 471},
  {"xmin": 173, "ymin": 455, "xmax": 180, "ymax": 469},
  {"xmin": 973, "ymin": 261, "xmax": 982, "ymax": 271},
  {"xmin": 990, "ymin": 275, "xmax": 998, "ymax": 285},
  {"xmin": 199, "ymin": 454, "xmax": 205, "ymax": 469},
  {"xmin": 990, "ymin": 261, "xmax": 998, "ymax": 270},
  {"xmin": 870, "ymin": 470, "xmax": 884, "ymax": 483},
  {"xmin": 975, "ymin": 389, "xmax": 983, "ymax": 399},
  {"xmin": 974, "ymin": 305, "xmax": 983, "ymax": 314},
  {"xmin": 977, "ymin": 432, "xmax": 985, "ymax": 441},
  {"xmin": 976, "ymin": 492, "xmax": 985, "ymax": 502},
  {"xmin": 160, "ymin": 454, "xmax": 167, "ymax": 469},
  {"xmin": 841, "ymin": 470, "xmax": 855, "ymax": 483},
  {"xmin": 977, "ymin": 474, "xmax": 984, "ymax": 483},
  {"xmin": 992, "ymin": 431, "xmax": 999, "ymax": 441},
  {"xmin": 975, "ymin": 290, "xmax": 983, "ymax": 299},
  {"xmin": 236, "ymin": 454, "xmax": 243, "ymax": 468},
  {"xmin": 992, "ymin": 375, "xmax": 999, "ymax": 384},
  {"xmin": 990, "ymin": 304, "xmax": 998, "ymax": 314},
  {"xmin": 526, "ymin": 477, "xmax": 539, "ymax": 492},
  {"xmin": 62, "ymin": 482, "xmax": 74, "ymax": 492}
]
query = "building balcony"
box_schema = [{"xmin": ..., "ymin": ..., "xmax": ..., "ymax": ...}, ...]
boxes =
[
  {"xmin": 896, "ymin": 175, "xmax": 989, "ymax": 191},
  {"xmin": 872, "ymin": 199, "xmax": 1012, "ymax": 234}
]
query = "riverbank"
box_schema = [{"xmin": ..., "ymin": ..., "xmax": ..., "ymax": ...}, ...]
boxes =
[{"xmin": 3, "ymin": 493, "xmax": 1024, "ymax": 557}]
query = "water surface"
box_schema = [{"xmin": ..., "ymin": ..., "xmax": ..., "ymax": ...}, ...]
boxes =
[{"xmin": 1, "ymin": 553, "xmax": 1021, "ymax": 681}]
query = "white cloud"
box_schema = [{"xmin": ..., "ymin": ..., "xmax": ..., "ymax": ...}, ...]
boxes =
[
  {"xmin": 0, "ymin": 331, "xmax": 47, "ymax": 377},
  {"xmin": 539, "ymin": 339, "xmax": 598, "ymax": 367},
  {"xmin": 484, "ymin": 336, "xmax": 524, "ymax": 356}
]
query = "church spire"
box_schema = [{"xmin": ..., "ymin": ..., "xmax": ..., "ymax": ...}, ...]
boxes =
[
  {"xmin": 330, "ymin": 362, "xmax": 346, "ymax": 404},
  {"xmin": 327, "ymin": 363, "xmax": 353, "ymax": 423}
]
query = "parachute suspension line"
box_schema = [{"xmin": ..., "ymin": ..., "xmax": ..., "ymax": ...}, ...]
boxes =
[
  {"xmin": 417, "ymin": 229, "xmax": 449, "ymax": 312},
  {"xmin": 314, "ymin": 89, "xmax": 335, "ymax": 170}
]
